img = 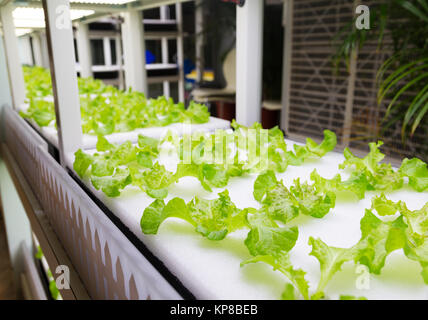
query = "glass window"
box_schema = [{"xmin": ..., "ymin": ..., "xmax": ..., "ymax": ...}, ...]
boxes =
[
  {"xmin": 74, "ymin": 39, "xmax": 79, "ymax": 62},
  {"xmin": 110, "ymin": 39, "xmax": 117, "ymax": 65},
  {"xmin": 90, "ymin": 39, "xmax": 105, "ymax": 65}
]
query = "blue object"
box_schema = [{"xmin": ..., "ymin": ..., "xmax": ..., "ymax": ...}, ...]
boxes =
[
  {"xmin": 145, "ymin": 50, "xmax": 155, "ymax": 64},
  {"xmin": 183, "ymin": 59, "xmax": 195, "ymax": 74},
  {"xmin": 184, "ymin": 59, "xmax": 196, "ymax": 83}
]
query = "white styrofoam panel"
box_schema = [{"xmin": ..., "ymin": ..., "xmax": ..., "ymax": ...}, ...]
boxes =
[{"xmin": 65, "ymin": 139, "xmax": 428, "ymax": 300}]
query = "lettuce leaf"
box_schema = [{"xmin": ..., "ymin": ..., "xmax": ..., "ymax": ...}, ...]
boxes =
[
  {"xmin": 399, "ymin": 158, "xmax": 428, "ymax": 192},
  {"xmin": 241, "ymin": 252, "xmax": 309, "ymax": 300},
  {"xmin": 290, "ymin": 178, "xmax": 336, "ymax": 219},
  {"xmin": 308, "ymin": 237, "xmax": 357, "ymax": 299},
  {"xmin": 354, "ymin": 209, "xmax": 407, "ymax": 274},
  {"xmin": 241, "ymin": 210, "xmax": 309, "ymax": 300},
  {"xmin": 140, "ymin": 190, "xmax": 248, "ymax": 240},
  {"xmin": 73, "ymin": 149, "xmax": 94, "ymax": 178},
  {"xmin": 371, "ymin": 193, "xmax": 400, "ymax": 216},
  {"xmin": 253, "ymin": 171, "xmax": 335, "ymax": 224},
  {"xmin": 339, "ymin": 142, "xmax": 403, "ymax": 192},
  {"xmin": 245, "ymin": 212, "xmax": 298, "ymax": 256},
  {"xmin": 231, "ymin": 121, "xmax": 336, "ymax": 173},
  {"xmin": 310, "ymin": 169, "xmax": 370, "ymax": 200},
  {"xmin": 22, "ymin": 66, "xmax": 210, "ymax": 132},
  {"xmin": 399, "ymin": 202, "xmax": 428, "ymax": 284},
  {"xmin": 90, "ymin": 167, "xmax": 132, "ymax": 197},
  {"xmin": 370, "ymin": 195, "xmax": 428, "ymax": 283}
]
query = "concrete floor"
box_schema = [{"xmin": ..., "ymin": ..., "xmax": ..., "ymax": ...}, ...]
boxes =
[{"xmin": 0, "ymin": 202, "xmax": 16, "ymax": 300}]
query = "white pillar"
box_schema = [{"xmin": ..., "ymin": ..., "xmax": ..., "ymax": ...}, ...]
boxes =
[
  {"xmin": 42, "ymin": 0, "xmax": 82, "ymax": 164},
  {"xmin": 280, "ymin": 0, "xmax": 293, "ymax": 133},
  {"xmin": 161, "ymin": 38, "xmax": 170, "ymax": 98},
  {"xmin": 115, "ymin": 33, "xmax": 124, "ymax": 90},
  {"xmin": 75, "ymin": 22, "xmax": 93, "ymax": 78},
  {"xmin": 195, "ymin": 0, "xmax": 204, "ymax": 83},
  {"xmin": 160, "ymin": 6, "xmax": 170, "ymax": 98},
  {"xmin": 18, "ymin": 35, "xmax": 34, "ymax": 65},
  {"xmin": 32, "ymin": 33, "xmax": 44, "ymax": 67},
  {"xmin": 176, "ymin": 3, "xmax": 185, "ymax": 102},
  {"xmin": 236, "ymin": 0, "xmax": 264, "ymax": 126},
  {"xmin": 40, "ymin": 32, "xmax": 50, "ymax": 69},
  {"xmin": 103, "ymin": 36, "xmax": 112, "ymax": 66},
  {"xmin": 0, "ymin": 2, "xmax": 26, "ymax": 109},
  {"xmin": 122, "ymin": 10, "xmax": 147, "ymax": 93}
]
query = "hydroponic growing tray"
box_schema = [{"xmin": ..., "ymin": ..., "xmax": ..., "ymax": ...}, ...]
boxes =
[
  {"xmin": 65, "ymin": 140, "xmax": 428, "ymax": 300},
  {"xmin": 20, "ymin": 103, "xmax": 230, "ymax": 150}
]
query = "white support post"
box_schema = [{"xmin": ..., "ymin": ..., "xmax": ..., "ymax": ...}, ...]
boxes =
[
  {"xmin": 42, "ymin": 0, "xmax": 82, "ymax": 164},
  {"xmin": 32, "ymin": 33, "xmax": 44, "ymax": 67},
  {"xmin": 40, "ymin": 32, "xmax": 50, "ymax": 69},
  {"xmin": 0, "ymin": 2, "xmax": 26, "ymax": 109},
  {"xmin": 18, "ymin": 35, "xmax": 34, "ymax": 66},
  {"xmin": 103, "ymin": 36, "xmax": 112, "ymax": 66},
  {"xmin": 160, "ymin": 6, "xmax": 170, "ymax": 98},
  {"xmin": 161, "ymin": 37, "xmax": 170, "ymax": 98},
  {"xmin": 122, "ymin": 10, "xmax": 147, "ymax": 93},
  {"xmin": 280, "ymin": 0, "xmax": 293, "ymax": 133},
  {"xmin": 236, "ymin": 0, "xmax": 264, "ymax": 126},
  {"xmin": 195, "ymin": 0, "xmax": 204, "ymax": 84},
  {"xmin": 75, "ymin": 22, "xmax": 93, "ymax": 78},
  {"xmin": 176, "ymin": 3, "xmax": 185, "ymax": 102},
  {"xmin": 115, "ymin": 33, "xmax": 124, "ymax": 90}
]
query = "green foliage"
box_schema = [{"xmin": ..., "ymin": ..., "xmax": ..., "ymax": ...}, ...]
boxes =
[
  {"xmin": 73, "ymin": 123, "xmax": 427, "ymax": 299},
  {"xmin": 253, "ymin": 171, "xmax": 336, "ymax": 225},
  {"xmin": 21, "ymin": 66, "xmax": 210, "ymax": 134},
  {"xmin": 399, "ymin": 157, "xmax": 428, "ymax": 191},
  {"xmin": 140, "ymin": 190, "xmax": 248, "ymax": 240},
  {"xmin": 34, "ymin": 246, "xmax": 60, "ymax": 300},
  {"xmin": 308, "ymin": 237, "xmax": 358, "ymax": 299},
  {"xmin": 241, "ymin": 209, "xmax": 309, "ymax": 299},
  {"xmin": 339, "ymin": 142, "xmax": 404, "ymax": 192},
  {"xmin": 334, "ymin": 1, "xmax": 428, "ymax": 142},
  {"xmin": 75, "ymin": 123, "xmax": 337, "ymax": 199},
  {"xmin": 370, "ymin": 196, "xmax": 428, "ymax": 284},
  {"xmin": 355, "ymin": 210, "xmax": 407, "ymax": 274},
  {"xmin": 311, "ymin": 141, "xmax": 428, "ymax": 199},
  {"xmin": 241, "ymin": 253, "xmax": 310, "ymax": 301}
]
